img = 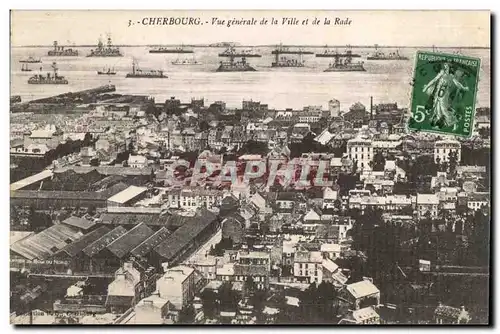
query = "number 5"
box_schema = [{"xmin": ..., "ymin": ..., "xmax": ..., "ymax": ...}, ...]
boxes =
[{"xmin": 414, "ymin": 105, "xmax": 426, "ymax": 123}]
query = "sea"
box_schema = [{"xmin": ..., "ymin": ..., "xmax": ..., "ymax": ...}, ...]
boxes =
[{"xmin": 10, "ymin": 46, "xmax": 491, "ymax": 110}]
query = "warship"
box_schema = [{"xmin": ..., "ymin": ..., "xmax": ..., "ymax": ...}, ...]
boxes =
[
  {"xmin": 21, "ymin": 64, "xmax": 32, "ymax": 72},
  {"xmin": 172, "ymin": 58, "xmax": 202, "ymax": 65},
  {"xmin": 28, "ymin": 62, "xmax": 69, "ymax": 84},
  {"xmin": 149, "ymin": 46, "xmax": 194, "ymax": 54},
  {"xmin": 316, "ymin": 46, "xmax": 362, "ymax": 58},
  {"xmin": 47, "ymin": 41, "xmax": 79, "ymax": 56},
  {"xmin": 272, "ymin": 56, "xmax": 305, "ymax": 68},
  {"xmin": 97, "ymin": 66, "xmax": 116, "ymax": 75},
  {"xmin": 271, "ymin": 44, "xmax": 313, "ymax": 55},
  {"xmin": 87, "ymin": 35, "xmax": 123, "ymax": 57},
  {"xmin": 126, "ymin": 60, "xmax": 168, "ymax": 78},
  {"xmin": 218, "ymin": 46, "xmax": 261, "ymax": 57},
  {"xmin": 324, "ymin": 55, "xmax": 365, "ymax": 72},
  {"xmin": 19, "ymin": 56, "xmax": 41, "ymax": 64},
  {"xmin": 216, "ymin": 56, "xmax": 256, "ymax": 72},
  {"xmin": 367, "ymin": 45, "xmax": 408, "ymax": 60}
]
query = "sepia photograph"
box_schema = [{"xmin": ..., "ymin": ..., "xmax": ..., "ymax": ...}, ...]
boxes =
[{"xmin": 9, "ymin": 10, "xmax": 491, "ymax": 325}]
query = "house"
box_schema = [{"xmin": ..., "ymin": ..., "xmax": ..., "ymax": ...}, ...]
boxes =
[
  {"xmin": 416, "ymin": 193, "xmax": 439, "ymax": 219},
  {"xmin": 434, "ymin": 139, "xmax": 461, "ymax": 163},
  {"xmin": 338, "ymin": 306, "xmax": 381, "ymax": 324},
  {"xmin": 322, "ymin": 258, "xmax": 348, "ymax": 287},
  {"xmin": 106, "ymin": 262, "xmax": 142, "ymax": 313},
  {"xmin": 466, "ymin": 192, "xmax": 489, "ymax": 211},
  {"xmin": 275, "ymin": 192, "xmax": 297, "ymax": 211},
  {"xmin": 134, "ymin": 293, "xmax": 175, "ymax": 324},
  {"xmin": 320, "ymin": 243, "xmax": 342, "ymax": 260},
  {"xmin": 156, "ymin": 264, "xmax": 196, "ymax": 311},
  {"xmin": 128, "ymin": 155, "xmax": 148, "ymax": 168},
  {"xmin": 293, "ymin": 250, "xmax": 323, "ymax": 284},
  {"xmin": 434, "ymin": 304, "xmax": 470, "ymax": 324},
  {"xmin": 339, "ymin": 279, "xmax": 380, "ymax": 310},
  {"xmin": 322, "ymin": 187, "xmax": 339, "ymax": 210},
  {"xmin": 222, "ymin": 213, "xmax": 246, "ymax": 245}
]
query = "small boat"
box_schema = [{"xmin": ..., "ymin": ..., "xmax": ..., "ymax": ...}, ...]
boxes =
[
  {"xmin": 97, "ymin": 66, "xmax": 116, "ymax": 75},
  {"xmin": 19, "ymin": 56, "xmax": 41, "ymax": 64},
  {"xmin": 21, "ymin": 64, "xmax": 32, "ymax": 72},
  {"xmin": 171, "ymin": 57, "xmax": 202, "ymax": 65}
]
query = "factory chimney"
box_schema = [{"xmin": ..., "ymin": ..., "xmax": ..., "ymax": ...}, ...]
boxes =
[{"xmin": 370, "ymin": 96, "xmax": 373, "ymax": 120}]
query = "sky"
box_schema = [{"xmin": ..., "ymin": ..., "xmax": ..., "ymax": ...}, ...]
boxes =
[{"xmin": 11, "ymin": 10, "xmax": 490, "ymax": 47}]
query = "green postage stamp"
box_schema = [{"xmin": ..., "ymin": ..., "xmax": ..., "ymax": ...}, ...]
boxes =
[{"xmin": 408, "ymin": 51, "xmax": 481, "ymax": 137}]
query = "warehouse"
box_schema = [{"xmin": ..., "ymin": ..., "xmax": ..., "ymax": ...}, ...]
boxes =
[
  {"xmin": 107, "ymin": 185, "xmax": 148, "ymax": 208},
  {"xmin": 153, "ymin": 209, "xmax": 219, "ymax": 266}
]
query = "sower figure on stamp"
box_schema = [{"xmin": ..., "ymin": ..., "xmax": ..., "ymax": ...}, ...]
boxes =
[{"xmin": 422, "ymin": 63, "xmax": 469, "ymax": 131}]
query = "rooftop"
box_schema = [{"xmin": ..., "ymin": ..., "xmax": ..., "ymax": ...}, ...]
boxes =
[
  {"xmin": 107, "ymin": 185, "xmax": 148, "ymax": 204},
  {"xmin": 346, "ymin": 280, "xmax": 380, "ymax": 299},
  {"xmin": 106, "ymin": 223, "xmax": 155, "ymax": 259},
  {"xmin": 62, "ymin": 216, "xmax": 96, "ymax": 231},
  {"xmin": 82, "ymin": 226, "xmax": 127, "ymax": 258}
]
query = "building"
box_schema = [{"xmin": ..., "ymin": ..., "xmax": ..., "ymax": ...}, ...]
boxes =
[
  {"xmin": 134, "ymin": 293, "xmax": 175, "ymax": 324},
  {"xmin": 467, "ymin": 192, "xmax": 489, "ymax": 211},
  {"xmin": 222, "ymin": 213, "xmax": 246, "ymax": 245},
  {"xmin": 338, "ymin": 306, "xmax": 381, "ymax": 324},
  {"xmin": 166, "ymin": 188, "xmax": 222, "ymax": 210},
  {"xmin": 322, "ymin": 187, "xmax": 339, "ymax": 210},
  {"xmin": 434, "ymin": 304, "xmax": 470, "ymax": 324},
  {"xmin": 434, "ymin": 139, "xmax": 461, "ymax": 163},
  {"xmin": 156, "ymin": 264, "xmax": 196, "ymax": 310},
  {"xmin": 23, "ymin": 125, "xmax": 64, "ymax": 149},
  {"xmin": 293, "ymin": 250, "xmax": 323, "ymax": 284},
  {"xmin": 416, "ymin": 193, "xmax": 439, "ymax": 219},
  {"xmin": 347, "ymin": 138, "xmax": 373, "ymax": 170},
  {"xmin": 107, "ymin": 186, "xmax": 148, "ymax": 208},
  {"xmin": 153, "ymin": 209, "xmax": 219, "ymax": 266},
  {"xmin": 128, "ymin": 155, "xmax": 148, "ymax": 168},
  {"xmin": 328, "ymin": 99, "xmax": 341, "ymax": 118},
  {"xmin": 106, "ymin": 262, "xmax": 143, "ymax": 313},
  {"xmin": 339, "ymin": 279, "xmax": 380, "ymax": 310}
]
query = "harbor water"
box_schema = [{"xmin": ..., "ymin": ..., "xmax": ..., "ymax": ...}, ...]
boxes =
[{"xmin": 10, "ymin": 46, "xmax": 490, "ymax": 110}]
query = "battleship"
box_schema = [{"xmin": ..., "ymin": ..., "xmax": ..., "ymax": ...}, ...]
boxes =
[
  {"xmin": 218, "ymin": 47, "xmax": 261, "ymax": 58},
  {"xmin": 21, "ymin": 64, "xmax": 32, "ymax": 72},
  {"xmin": 87, "ymin": 35, "xmax": 123, "ymax": 57},
  {"xmin": 47, "ymin": 41, "xmax": 79, "ymax": 56},
  {"xmin": 216, "ymin": 56, "xmax": 256, "ymax": 72},
  {"xmin": 367, "ymin": 45, "xmax": 408, "ymax": 60},
  {"xmin": 28, "ymin": 62, "xmax": 69, "ymax": 84},
  {"xmin": 172, "ymin": 58, "xmax": 202, "ymax": 65},
  {"xmin": 149, "ymin": 46, "xmax": 194, "ymax": 54},
  {"xmin": 126, "ymin": 60, "xmax": 168, "ymax": 78},
  {"xmin": 271, "ymin": 44, "xmax": 313, "ymax": 55},
  {"xmin": 97, "ymin": 66, "xmax": 116, "ymax": 75},
  {"xmin": 19, "ymin": 56, "xmax": 41, "ymax": 64},
  {"xmin": 316, "ymin": 46, "xmax": 361, "ymax": 58},
  {"xmin": 272, "ymin": 56, "xmax": 305, "ymax": 68},
  {"xmin": 324, "ymin": 55, "xmax": 366, "ymax": 72}
]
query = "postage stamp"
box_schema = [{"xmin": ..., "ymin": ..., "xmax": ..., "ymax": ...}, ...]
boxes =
[{"xmin": 407, "ymin": 51, "xmax": 481, "ymax": 137}]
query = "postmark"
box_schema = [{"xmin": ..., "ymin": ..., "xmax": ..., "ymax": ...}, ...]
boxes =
[{"xmin": 407, "ymin": 51, "xmax": 481, "ymax": 137}]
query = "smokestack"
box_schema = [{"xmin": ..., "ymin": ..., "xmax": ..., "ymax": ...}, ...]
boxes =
[{"xmin": 370, "ymin": 96, "xmax": 373, "ymax": 120}]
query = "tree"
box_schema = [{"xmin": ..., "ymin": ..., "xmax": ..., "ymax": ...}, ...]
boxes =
[
  {"xmin": 178, "ymin": 304, "xmax": 196, "ymax": 324},
  {"xmin": 371, "ymin": 152, "xmax": 386, "ymax": 171},
  {"xmin": 218, "ymin": 282, "xmax": 239, "ymax": 312},
  {"xmin": 244, "ymin": 276, "xmax": 256, "ymax": 296},
  {"xmin": 200, "ymin": 289, "xmax": 218, "ymax": 319}
]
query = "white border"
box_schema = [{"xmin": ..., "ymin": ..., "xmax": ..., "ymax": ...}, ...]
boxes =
[{"xmin": 2, "ymin": 1, "xmax": 496, "ymax": 333}]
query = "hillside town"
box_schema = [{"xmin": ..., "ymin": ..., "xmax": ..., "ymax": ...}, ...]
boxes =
[{"xmin": 10, "ymin": 91, "xmax": 490, "ymax": 325}]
